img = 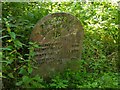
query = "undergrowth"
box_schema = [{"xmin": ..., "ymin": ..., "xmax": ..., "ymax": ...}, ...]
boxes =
[{"xmin": 1, "ymin": 2, "xmax": 119, "ymax": 89}]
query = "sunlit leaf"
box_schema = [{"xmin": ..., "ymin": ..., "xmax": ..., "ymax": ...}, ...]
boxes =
[{"xmin": 9, "ymin": 32, "xmax": 16, "ymax": 40}]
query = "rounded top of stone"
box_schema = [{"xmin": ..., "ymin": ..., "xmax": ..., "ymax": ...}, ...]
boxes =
[{"xmin": 30, "ymin": 12, "xmax": 83, "ymax": 44}]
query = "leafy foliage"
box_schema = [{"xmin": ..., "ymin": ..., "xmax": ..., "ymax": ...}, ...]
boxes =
[{"xmin": 1, "ymin": 1, "xmax": 119, "ymax": 89}]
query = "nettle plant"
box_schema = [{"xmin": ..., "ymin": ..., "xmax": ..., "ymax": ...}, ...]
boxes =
[{"xmin": 2, "ymin": 22, "xmax": 45, "ymax": 88}]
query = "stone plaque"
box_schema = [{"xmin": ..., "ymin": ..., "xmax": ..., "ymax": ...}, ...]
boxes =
[{"xmin": 30, "ymin": 12, "xmax": 84, "ymax": 78}]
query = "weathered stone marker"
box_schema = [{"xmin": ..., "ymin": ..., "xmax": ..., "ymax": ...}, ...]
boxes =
[{"xmin": 30, "ymin": 12, "xmax": 84, "ymax": 78}]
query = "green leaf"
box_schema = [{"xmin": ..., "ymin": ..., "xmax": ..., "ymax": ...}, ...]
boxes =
[
  {"xmin": 16, "ymin": 81, "xmax": 23, "ymax": 86},
  {"xmin": 28, "ymin": 67, "xmax": 33, "ymax": 74},
  {"xmin": 29, "ymin": 50, "xmax": 35, "ymax": 57},
  {"xmin": 0, "ymin": 35, "xmax": 9, "ymax": 39},
  {"xmin": 1, "ymin": 46, "xmax": 13, "ymax": 51},
  {"xmin": 50, "ymin": 83, "xmax": 57, "ymax": 87},
  {"xmin": 33, "ymin": 44, "xmax": 40, "ymax": 48},
  {"xmin": 22, "ymin": 76, "xmax": 31, "ymax": 84},
  {"xmin": 19, "ymin": 67, "xmax": 27, "ymax": 75},
  {"xmin": 0, "ymin": 72, "xmax": 2, "ymax": 77},
  {"xmin": 9, "ymin": 32, "xmax": 16, "ymax": 40},
  {"xmin": 8, "ymin": 73, "xmax": 14, "ymax": 78},
  {"xmin": 0, "ymin": 52, "xmax": 2, "ymax": 58},
  {"xmin": 14, "ymin": 40, "xmax": 23, "ymax": 48},
  {"xmin": 28, "ymin": 42, "xmax": 34, "ymax": 45},
  {"xmin": 6, "ymin": 59, "xmax": 14, "ymax": 65},
  {"xmin": 91, "ymin": 82, "xmax": 98, "ymax": 87},
  {"xmin": 33, "ymin": 75, "xmax": 43, "ymax": 82},
  {"xmin": 22, "ymin": 76, "xmax": 29, "ymax": 82},
  {"xmin": 1, "ymin": 75, "xmax": 7, "ymax": 79}
]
